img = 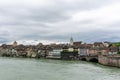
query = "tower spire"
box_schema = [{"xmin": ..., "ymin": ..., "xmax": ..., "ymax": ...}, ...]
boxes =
[{"xmin": 70, "ymin": 37, "xmax": 73, "ymax": 46}]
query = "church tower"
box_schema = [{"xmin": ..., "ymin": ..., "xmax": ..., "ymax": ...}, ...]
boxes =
[
  {"xmin": 70, "ymin": 37, "xmax": 73, "ymax": 46},
  {"xmin": 13, "ymin": 41, "xmax": 17, "ymax": 47}
]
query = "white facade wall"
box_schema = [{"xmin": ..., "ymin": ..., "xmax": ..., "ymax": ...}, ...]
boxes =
[
  {"xmin": 79, "ymin": 48, "xmax": 89, "ymax": 56},
  {"xmin": 49, "ymin": 49, "xmax": 62, "ymax": 56},
  {"xmin": 108, "ymin": 52, "xmax": 117, "ymax": 55}
]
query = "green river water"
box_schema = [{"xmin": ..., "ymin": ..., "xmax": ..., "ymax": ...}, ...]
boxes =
[{"xmin": 0, "ymin": 57, "xmax": 119, "ymax": 80}]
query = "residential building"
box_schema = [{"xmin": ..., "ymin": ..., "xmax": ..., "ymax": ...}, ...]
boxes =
[{"xmin": 47, "ymin": 48, "xmax": 62, "ymax": 59}]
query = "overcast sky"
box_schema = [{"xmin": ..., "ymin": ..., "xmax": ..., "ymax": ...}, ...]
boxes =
[{"xmin": 0, "ymin": 0, "xmax": 120, "ymax": 45}]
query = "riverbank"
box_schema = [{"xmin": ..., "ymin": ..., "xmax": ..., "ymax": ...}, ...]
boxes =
[
  {"xmin": 99, "ymin": 55, "xmax": 120, "ymax": 67},
  {"xmin": 0, "ymin": 54, "xmax": 120, "ymax": 68}
]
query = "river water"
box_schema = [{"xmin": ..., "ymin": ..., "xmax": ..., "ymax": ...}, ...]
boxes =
[{"xmin": 0, "ymin": 57, "xmax": 119, "ymax": 80}]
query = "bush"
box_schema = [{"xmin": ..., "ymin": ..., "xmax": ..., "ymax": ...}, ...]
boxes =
[{"xmin": 117, "ymin": 52, "xmax": 120, "ymax": 54}]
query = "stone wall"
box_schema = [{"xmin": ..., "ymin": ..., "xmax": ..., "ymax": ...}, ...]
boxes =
[{"xmin": 98, "ymin": 55, "xmax": 120, "ymax": 67}]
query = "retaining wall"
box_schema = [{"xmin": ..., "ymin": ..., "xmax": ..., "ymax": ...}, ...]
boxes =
[{"xmin": 98, "ymin": 55, "xmax": 120, "ymax": 67}]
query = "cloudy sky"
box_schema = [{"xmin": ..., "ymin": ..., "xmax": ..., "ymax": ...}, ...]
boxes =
[{"xmin": 0, "ymin": 0, "xmax": 120, "ymax": 45}]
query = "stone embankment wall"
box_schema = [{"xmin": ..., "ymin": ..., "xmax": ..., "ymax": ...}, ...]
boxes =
[{"xmin": 98, "ymin": 55, "xmax": 120, "ymax": 67}]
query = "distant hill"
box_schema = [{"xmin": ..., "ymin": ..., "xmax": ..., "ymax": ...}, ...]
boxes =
[{"xmin": 112, "ymin": 42, "xmax": 120, "ymax": 47}]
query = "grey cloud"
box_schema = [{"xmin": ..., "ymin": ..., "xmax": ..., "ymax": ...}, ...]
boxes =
[
  {"xmin": 0, "ymin": 0, "xmax": 120, "ymax": 44},
  {"xmin": 0, "ymin": 0, "xmax": 115, "ymax": 24}
]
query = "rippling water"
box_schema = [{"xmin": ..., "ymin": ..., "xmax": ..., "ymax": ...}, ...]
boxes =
[{"xmin": 0, "ymin": 57, "xmax": 119, "ymax": 80}]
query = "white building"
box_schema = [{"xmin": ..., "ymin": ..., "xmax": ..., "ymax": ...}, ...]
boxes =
[
  {"xmin": 78, "ymin": 48, "xmax": 89, "ymax": 56},
  {"xmin": 47, "ymin": 48, "xmax": 63, "ymax": 59}
]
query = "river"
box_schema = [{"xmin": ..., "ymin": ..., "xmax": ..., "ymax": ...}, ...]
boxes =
[{"xmin": 0, "ymin": 57, "xmax": 119, "ymax": 80}]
